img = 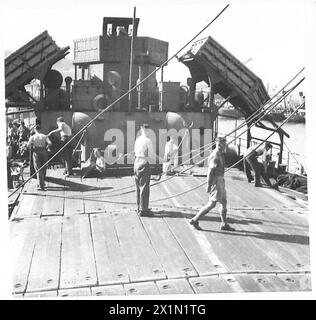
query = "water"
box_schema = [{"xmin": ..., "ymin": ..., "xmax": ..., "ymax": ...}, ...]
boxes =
[{"xmin": 217, "ymin": 117, "xmax": 307, "ymax": 174}]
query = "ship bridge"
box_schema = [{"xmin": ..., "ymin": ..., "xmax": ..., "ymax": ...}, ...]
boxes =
[{"xmin": 180, "ymin": 36, "xmax": 289, "ymax": 165}]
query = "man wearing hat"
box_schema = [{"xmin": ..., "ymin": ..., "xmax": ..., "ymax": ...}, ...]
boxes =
[
  {"xmin": 190, "ymin": 136, "xmax": 235, "ymax": 231},
  {"xmin": 243, "ymin": 141, "xmax": 276, "ymax": 188},
  {"xmin": 134, "ymin": 124, "xmax": 160, "ymax": 216}
]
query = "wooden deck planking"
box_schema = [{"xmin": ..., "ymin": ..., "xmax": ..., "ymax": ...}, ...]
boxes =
[
  {"xmin": 156, "ymin": 279, "xmax": 195, "ymax": 295},
  {"xmin": 59, "ymin": 215, "xmax": 97, "ymax": 289},
  {"xmin": 228, "ymin": 210, "xmax": 306, "ymax": 272},
  {"xmin": 82, "ymin": 177, "xmax": 105, "ymax": 214},
  {"xmin": 162, "ymin": 213, "xmax": 222, "ymax": 276},
  {"xmin": 100, "ymin": 177, "xmax": 135, "ymax": 212},
  {"xmin": 277, "ymin": 273, "xmax": 312, "ymax": 291},
  {"xmin": 91, "ymin": 284, "xmax": 126, "ymax": 296},
  {"xmin": 243, "ymin": 211, "xmax": 310, "ymax": 270},
  {"xmin": 26, "ymin": 217, "xmax": 62, "ymax": 292},
  {"xmin": 124, "ymin": 281, "xmax": 160, "ymax": 295},
  {"xmin": 188, "ymin": 275, "xmax": 234, "ymax": 294},
  {"xmin": 14, "ymin": 179, "xmax": 44, "ymax": 219},
  {"xmin": 149, "ymin": 177, "xmax": 178, "ymax": 208},
  {"xmin": 24, "ymin": 290, "xmax": 58, "ymax": 298},
  {"xmin": 90, "ymin": 213, "xmax": 130, "ymax": 285},
  {"xmin": 236, "ymin": 209, "xmax": 310, "ymax": 271},
  {"xmin": 162, "ymin": 177, "xmax": 203, "ymax": 208},
  {"xmin": 10, "ymin": 217, "xmax": 41, "ymax": 293},
  {"xmin": 42, "ymin": 170, "xmax": 65, "ymax": 216},
  {"xmin": 198, "ymin": 217, "xmax": 283, "ymax": 273},
  {"xmin": 63, "ymin": 193, "xmax": 84, "ymax": 216},
  {"xmin": 111, "ymin": 210, "xmax": 166, "ymax": 282},
  {"xmin": 141, "ymin": 215, "xmax": 198, "ymax": 279},
  {"xmin": 58, "ymin": 287, "xmax": 92, "ymax": 297}
]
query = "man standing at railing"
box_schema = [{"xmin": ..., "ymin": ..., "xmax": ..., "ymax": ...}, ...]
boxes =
[
  {"xmin": 189, "ymin": 137, "xmax": 235, "ymax": 231},
  {"xmin": 243, "ymin": 142, "xmax": 277, "ymax": 188}
]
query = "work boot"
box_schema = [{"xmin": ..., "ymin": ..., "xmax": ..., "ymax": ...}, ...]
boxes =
[
  {"xmin": 220, "ymin": 224, "xmax": 235, "ymax": 231},
  {"xmin": 139, "ymin": 209, "xmax": 154, "ymax": 217},
  {"xmin": 189, "ymin": 219, "xmax": 202, "ymax": 230}
]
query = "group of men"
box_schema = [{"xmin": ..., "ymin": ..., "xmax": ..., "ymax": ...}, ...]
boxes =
[
  {"xmin": 27, "ymin": 117, "xmax": 73, "ymax": 191},
  {"xmin": 134, "ymin": 123, "xmax": 278, "ymax": 231},
  {"xmin": 25, "ymin": 119, "xmax": 277, "ymax": 232}
]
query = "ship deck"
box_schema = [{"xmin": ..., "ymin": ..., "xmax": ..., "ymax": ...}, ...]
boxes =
[{"xmin": 10, "ymin": 167, "xmax": 311, "ymax": 297}]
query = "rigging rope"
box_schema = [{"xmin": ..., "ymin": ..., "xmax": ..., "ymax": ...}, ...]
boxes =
[
  {"xmin": 8, "ymin": 4, "xmax": 230, "ymax": 199},
  {"xmin": 20, "ymin": 102, "xmax": 305, "ymax": 205}
]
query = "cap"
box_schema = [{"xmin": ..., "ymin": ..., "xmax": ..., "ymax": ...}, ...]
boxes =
[
  {"xmin": 141, "ymin": 123, "xmax": 150, "ymax": 129},
  {"xmin": 265, "ymin": 142, "xmax": 272, "ymax": 149},
  {"xmin": 56, "ymin": 116, "xmax": 64, "ymax": 122},
  {"xmin": 216, "ymin": 136, "xmax": 227, "ymax": 144}
]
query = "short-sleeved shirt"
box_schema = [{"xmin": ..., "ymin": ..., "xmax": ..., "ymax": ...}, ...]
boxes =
[
  {"xmin": 96, "ymin": 156, "xmax": 105, "ymax": 171},
  {"xmin": 134, "ymin": 134, "xmax": 154, "ymax": 163},
  {"xmin": 27, "ymin": 133, "xmax": 49, "ymax": 149},
  {"xmin": 164, "ymin": 140, "xmax": 178, "ymax": 162},
  {"xmin": 57, "ymin": 121, "xmax": 72, "ymax": 138}
]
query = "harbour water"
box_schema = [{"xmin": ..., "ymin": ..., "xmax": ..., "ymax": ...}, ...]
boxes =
[{"xmin": 218, "ymin": 117, "xmax": 307, "ymax": 174}]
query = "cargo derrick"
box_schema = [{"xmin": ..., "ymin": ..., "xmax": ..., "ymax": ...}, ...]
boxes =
[{"xmin": 6, "ymin": 17, "xmax": 215, "ymax": 168}]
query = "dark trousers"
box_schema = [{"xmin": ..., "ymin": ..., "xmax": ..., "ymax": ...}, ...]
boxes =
[
  {"xmin": 33, "ymin": 149, "xmax": 48, "ymax": 189},
  {"xmin": 134, "ymin": 161, "xmax": 151, "ymax": 212},
  {"xmin": 244, "ymin": 157, "xmax": 271, "ymax": 186},
  {"xmin": 61, "ymin": 136, "xmax": 73, "ymax": 174}
]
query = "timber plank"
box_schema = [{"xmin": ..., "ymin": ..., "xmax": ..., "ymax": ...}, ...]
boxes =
[
  {"xmin": 235, "ymin": 210, "xmax": 310, "ymax": 272},
  {"xmin": 63, "ymin": 193, "xmax": 84, "ymax": 216},
  {"xmin": 100, "ymin": 176, "xmax": 136, "ymax": 212},
  {"xmin": 250, "ymin": 274, "xmax": 295, "ymax": 292},
  {"xmin": 26, "ymin": 217, "xmax": 62, "ymax": 292},
  {"xmin": 156, "ymin": 279, "xmax": 195, "ymax": 295},
  {"xmin": 91, "ymin": 284, "xmax": 126, "ymax": 296},
  {"xmin": 124, "ymin": 281, "xmax": 159, "ymax": 295},
  {"xmin": 15, "ymin": 179, "xmax": 44, "ymax": 218},
  {"xmin": 10, "ymin": 217, "xmax": 40, "ymax": 294},
  {"xmin": 188, "ymin": 275, "xmax": 234, "ymax": 294},
  {"xmin": 42, "ymin": 170, "xmax": 65, "ymax": 216},
  {"xmin": 90, "ymin": 213, "xmax": 130, "ymax": 285},
  {"xmin": 111, "ymin": 210, "xmax": 166, "ymax": 282},
  {"xmin": 82, "ymin": 177, "xmax": 104, "ymax": 214},
  {"xmin": 277, "ymin": 273, "xmax": 312, "ymax": 291},
  {"xmin": 162, "ymin": 213, "xmax": 221, "ymax": 276},
  {"xmin": 59, "ymin": 215, "xmax": 97, "ymax": 289},
  {"xmin": 58, "ymin": 287, "xmax": 92, "ymax": 297},
  {"xmin": 142, "ymin": 216, "xmax": 198, "ymax": 279},
  {"xmin": 24, "ymin": 290, "xmax": 58, "ymax": 298},
  {"xmin": 232, "ymin": 274, "xmax": 265, "ymax": 292}
]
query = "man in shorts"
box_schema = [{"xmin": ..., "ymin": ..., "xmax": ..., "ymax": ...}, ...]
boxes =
[{"xmin": 189, "ymin": 136, "xmax": 235, "ymax": 231}]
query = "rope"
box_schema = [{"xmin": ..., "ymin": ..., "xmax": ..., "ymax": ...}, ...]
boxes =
[
  {"xmin": 19, "ymin": 102, "xmax": 305, "ymax": 205},
  {"xmin": 80, "ymin": 76, "xmax": 305, "ymax": 198},
  {"xmin": 8, "ymin": 4, "xmax": 230, "ymax": 199}
]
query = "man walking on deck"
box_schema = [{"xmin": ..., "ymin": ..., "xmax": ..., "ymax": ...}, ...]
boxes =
[
  {"xmin": 134, "ymin": 124, "xmax": 161, "ymax": 217},
  {"xmin": 190, "ymin": 137, "xmax": 235, "ymax": 231},
  {"xmin": 27, "ymin": 125, "xmax": 51, "ymax": 191},
  {"xmin": 48, "ymin": 117, "xmax": 73, "ymax": 176},
  {"xmin": 243, "ymin": 142, "xmax": 276, "ymax": 188}
]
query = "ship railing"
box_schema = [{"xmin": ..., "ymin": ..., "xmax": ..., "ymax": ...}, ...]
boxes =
[{"xmin": 219, "ymin": 132, "xmax": 305, "ymax": 175}]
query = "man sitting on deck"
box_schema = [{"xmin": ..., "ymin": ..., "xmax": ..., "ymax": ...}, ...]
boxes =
[
  {"xmin": 189, "ymin": 137, "xmax": 235, "ymax": 231},
  {"xmin": 243, "ymin": 142, "xmax": 277, "ymax": 188}
]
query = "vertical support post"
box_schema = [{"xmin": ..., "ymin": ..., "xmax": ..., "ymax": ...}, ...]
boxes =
[
  {"xmin": 128, "ymin": 6, "xmax": 136, "ymax": 112},
  {"xmin": 246, "ymin": 123, "xmax": 251, "ymax": 148},
  {"xmin": 278, "ymin": 132, "xmax": 284, "ymax": 168}
]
